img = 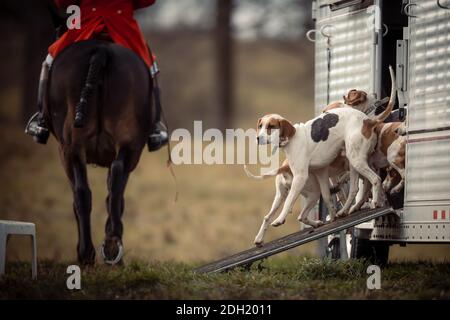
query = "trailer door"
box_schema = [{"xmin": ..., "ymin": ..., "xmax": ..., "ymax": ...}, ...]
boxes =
[
  {"xmin": 312, "ymin": 0, "xmax": 383, "ymax": 256},
  {"xmin": 403, "ymin": 0, "xmax": 450, "ymax": 242},
  {"xmin": 313, "ymin": 0, "xmax": 382, "ymax": 115}
]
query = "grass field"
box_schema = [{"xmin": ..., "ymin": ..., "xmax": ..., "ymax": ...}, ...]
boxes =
[{"xmin": 1, "ymin": 257, "xmax": 449, "ymax": 299}]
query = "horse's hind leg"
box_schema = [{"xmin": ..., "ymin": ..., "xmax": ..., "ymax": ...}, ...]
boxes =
[
  {"xmin": 60, "ymin": 148, "xmax": 95, "ymax": 264},
  {"xmin": 102, "ymin": 149, "xmax": 131, "ymax": 264}
]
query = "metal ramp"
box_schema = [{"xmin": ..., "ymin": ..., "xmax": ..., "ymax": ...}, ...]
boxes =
[{"xmin": 195, "ymin": 207, "xmax": 394, "ymax": 273}]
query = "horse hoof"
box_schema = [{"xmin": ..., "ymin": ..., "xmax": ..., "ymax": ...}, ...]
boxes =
[{"xmin": 101, "ymin": 238, "xmax": 124, "ymax": 265}]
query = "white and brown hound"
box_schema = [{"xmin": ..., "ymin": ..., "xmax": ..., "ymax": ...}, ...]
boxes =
[
  {"xmin": 349, "ymin": 121, "xmax": 406, "ymax": 212},
  {"xmin": 245, "ymin": 155, "xmax": 348, "ymax": 246}
]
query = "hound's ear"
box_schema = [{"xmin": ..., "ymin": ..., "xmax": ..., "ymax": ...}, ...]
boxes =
[
  {"xmin": 256, "ymin": 118, "xmax": 262, "ymax": 130},
  {"xmin": 344, "ymin": 89, "xmax": 367, "ymax": 106},
  {"xmin": 279, "ymin": 119, "xmax": 296, "ymax": 140},
  {"xmin": 344, "ymin": 89, "xmax": 357, "ymax": 105}
]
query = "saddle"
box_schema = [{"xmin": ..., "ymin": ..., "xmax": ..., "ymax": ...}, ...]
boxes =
[{"xmin": 94, "ymin": 32, "xmax": 113, "ymax": 42}]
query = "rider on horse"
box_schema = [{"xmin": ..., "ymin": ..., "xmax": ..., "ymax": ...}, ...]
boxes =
[{"xmin": 25, "ymin": 0, "xmax": 168, "ymax": 151}]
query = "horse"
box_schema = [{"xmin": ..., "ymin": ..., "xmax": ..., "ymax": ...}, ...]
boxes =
[{"xmin": 45, "ymin": 39, "xmax": 155, "ymax": 265}]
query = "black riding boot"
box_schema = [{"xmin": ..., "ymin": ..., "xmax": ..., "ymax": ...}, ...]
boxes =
[
  {"xmin": 25, "ymin": 61, "xmax": 50, "ymax": 144},
  {"xmin": 147, "ymin": 80, "xmax": 169, "ymax": 152}
]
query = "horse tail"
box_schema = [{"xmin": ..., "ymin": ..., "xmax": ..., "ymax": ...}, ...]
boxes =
[
  {"xmin": 110, "ymin": 154, "xmax": 124, "ymax": 194},
  {"xmin": 74, "ymin": 47, "xmax": 108, "ymax": 128}
]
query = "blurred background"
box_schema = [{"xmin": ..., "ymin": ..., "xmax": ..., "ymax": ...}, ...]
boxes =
[{"xmin": 0, "ymin": 0, "xmax": 448, "ymax": 263}]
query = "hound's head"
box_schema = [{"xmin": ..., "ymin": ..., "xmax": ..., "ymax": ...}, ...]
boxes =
[
  {"xmin": 256, "ymin": 114, "xmax": 296, "ymax": 146},
  {"xmin": 383, "ymin": 167, "xmax": 402, "ymax": 193},
  {"xmin": 343, "ymin": 89, "xmax": 376, "ymax": 114}
]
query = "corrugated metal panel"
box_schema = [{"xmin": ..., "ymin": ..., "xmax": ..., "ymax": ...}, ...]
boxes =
[
  {"xmin": 405, "ymin": 135, "xmax": 450, "ymax": 203},
  {"xmin": 408, "ymin": 0, "xmax": 450, "ymax": 131},
  {"xmin": 314, "ymin": 7, "xmax": 377, "ymax": 115},
  {"xmin": 405, "ymin": 1, "xmax": 450, "ymax": 206}
]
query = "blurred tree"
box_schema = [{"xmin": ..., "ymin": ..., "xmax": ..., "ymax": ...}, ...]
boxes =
[
  {"xmin": 234, "ymin": 0, "xmax": 313, "ymax": 40},
  {"xmin": 138, "ymin": 0, "xmax": 312, "ymax": 41},
  {"xmin": 216, "ymin": 0, "xmax": 234, "ymax": 131},
  {"xmin": 0, "ymin": 0, "xmax": 55, "ymax": 124}
]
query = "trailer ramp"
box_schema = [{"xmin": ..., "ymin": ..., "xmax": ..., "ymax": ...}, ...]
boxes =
[{"xmin": 195, "ymin": 207, "xmax": 394, "ymax": 274}]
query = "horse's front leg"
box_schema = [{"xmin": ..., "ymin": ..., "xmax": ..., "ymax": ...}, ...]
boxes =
[
  {"xmin": 102, "ymin": 151, "xmax": 130, "ymax": 265},
  {"xmin": 60, "ymin": 148, "xmax": 95, "ymax": 265}
]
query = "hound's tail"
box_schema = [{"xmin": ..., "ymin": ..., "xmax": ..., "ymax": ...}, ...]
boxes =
[
  {"xmin": 376, "ymin": 65, "xmax": 397, "ymax": 122},
  {"xmin": 74, "ymin": 47, "xmax": 108, "ymax": 128},
  {"xmin": 243, "ymin": 162, "xmax": 291, "ymax": 180}
]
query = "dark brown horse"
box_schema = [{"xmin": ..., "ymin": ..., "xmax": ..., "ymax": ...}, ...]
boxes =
[{"xmin": 45, "ymin": 39, "xmax": 154, "ymax": 264}]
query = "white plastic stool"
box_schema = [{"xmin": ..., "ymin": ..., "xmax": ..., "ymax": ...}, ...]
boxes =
[{"xmin": 0, "ymin": 220, "xmax": 37, "ymax": 279}]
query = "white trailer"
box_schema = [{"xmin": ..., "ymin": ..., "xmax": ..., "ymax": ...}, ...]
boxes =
[{"xmin": 310, "ymin": 0, "xmax": 450, "ymax": 263}]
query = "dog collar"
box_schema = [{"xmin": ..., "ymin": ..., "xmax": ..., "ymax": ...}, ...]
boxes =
[{"xmin": 366, "ymin": 96, "xmax": 390, "ymax": 116}]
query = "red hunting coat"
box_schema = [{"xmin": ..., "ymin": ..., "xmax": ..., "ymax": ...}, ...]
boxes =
[{"xmin": 48, "ymin": 0, "xmax": 155, "ymax": 67}]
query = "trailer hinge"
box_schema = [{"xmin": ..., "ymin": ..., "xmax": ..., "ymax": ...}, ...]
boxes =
[
  {"xmin": 396, "ymin": 38, "xmax": 409, "ymax": 116},
  {"xmin": 312, "ymin": 0, "xmax": 317, "ymax": 21}
]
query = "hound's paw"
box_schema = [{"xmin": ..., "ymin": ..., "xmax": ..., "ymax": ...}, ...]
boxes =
[
  {"xmin": 390, "ymin": 186, "xmax": 403, "ymax": 195},
  {"xmin": 254, "ymin": 239, "xmax": 264, "ymax": 247},
  {"xmin": 271, "ymin": 218, "xmax": 285, "ymax": 227},
  {"xmin": 372, "ymin": 199, "xmax": 387, "ymax": 208},
  {"xmin": 311, "ymin": 220, "xmax": 324, "ymax": 228},
  {"xmin": 349, "ymin": 205, "xmax": 360, "ymax": 214},
  {"xmin": 336, "ymin": 209, "xmax": 348, "ymax": 218},
  {"xmin": 299, "ymin": 219, "xmax": 323, "ymax": 228}
]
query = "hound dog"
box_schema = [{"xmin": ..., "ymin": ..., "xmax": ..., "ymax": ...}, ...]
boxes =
[
  {"xmin": 323, "ymin": 88, "xmax": 379, "ymax": 115},
  {"xmin": 245, "ymin": 155, "xmax": 348, "ymax": 246},
  {"xmin": 349, "ymin": 121, "xmax": 406, "ymax": 212},
  {"xmin": 250, "ymin": 67, "xmax": 396, "ymax": 245},
  {"xmin": 383, "ymin": 165, "xmax": 403, "ymax": 194},
  {"xmin": 373, "ymin": 121, "xmax": 406, "ymax": 194}
]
